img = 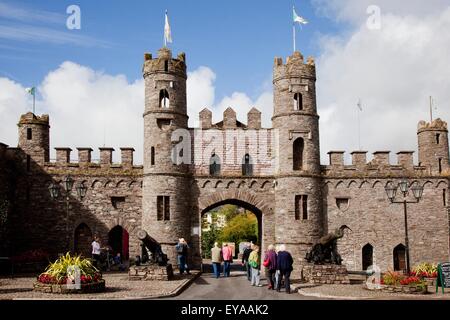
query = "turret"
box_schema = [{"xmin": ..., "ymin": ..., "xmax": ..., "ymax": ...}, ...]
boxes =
[
  {"xmin": 142, "ymin": 48, "xmax": 192, "ymax": 265},
  {"xmin": 417, "ymin": 118, "xmax": 449, "ymax": 175},
  {"xmin": 272, "ymin": 52, "xmax": 320, "ymax": 174},
  {"xmin": 271, "ymin": 51, "xmax": 323, "ymax": 271},
  {"xmin": 18, "ymin": 112, "xmax": 50, "ymax": 170}
]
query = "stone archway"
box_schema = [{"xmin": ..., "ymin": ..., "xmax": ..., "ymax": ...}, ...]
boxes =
[{"xmin": 193, "ymin": 189, "xmax": 274, "ymax": 269}]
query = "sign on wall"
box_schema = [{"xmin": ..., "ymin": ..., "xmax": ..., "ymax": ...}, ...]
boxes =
[{"xmin": 436, "ymin": 262, "xmax": 450, "ymax": 293}]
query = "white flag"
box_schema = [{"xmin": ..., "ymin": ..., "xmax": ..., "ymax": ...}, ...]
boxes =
[
  {"xmin": 164, "ymin": 10, "xmax": 172, "ymax": 46},
  {"xmin": 293, "ymin": 7, "xmax": 308, "ymax": 25}
]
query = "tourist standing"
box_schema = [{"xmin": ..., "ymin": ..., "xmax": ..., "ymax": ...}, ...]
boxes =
[
  {"xmin": 263, "ymin": 244, "xmax": 277, "ymax": 290},
  {"xmin": 248, "ymin": 245, "xmax": 262, "ymax": 287},
  {"xmin": 176, "ymin": 238, "xmax": 190, "ymax": 275},
  {"xmin": 91, "ymin": 236, "xmax": 101, "ymax": 269},
  {"xmin": 211, "ymin": 242, "xmax": 222, "ymax": 278},
  {"xmin": 276, "ymin": 244, "xmax": 293, "ymax": 294},
  {"xmin": 222, "ymin": 243, "xmax": 233, "ymax": 277},
  {"xmin": 241, "ymin": 243, "xmax": 253, "ymax": 281}
]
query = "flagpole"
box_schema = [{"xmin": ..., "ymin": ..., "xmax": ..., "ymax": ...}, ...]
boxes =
[
  {"xmin": 293, "ymin": 23, "xmax": 296, "ymax": 52},
  {"xmin": 33, "ymin": 92, "xmax": 35, "ymax": 114},
  {"xmin": 430, "ymin": 96, "xmax": 433, "ymax": 123}
]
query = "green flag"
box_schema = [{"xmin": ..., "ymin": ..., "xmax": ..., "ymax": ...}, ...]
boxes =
[{"xmin": 26, "ymin": 87, "xmax": 36, "ymax": 96}]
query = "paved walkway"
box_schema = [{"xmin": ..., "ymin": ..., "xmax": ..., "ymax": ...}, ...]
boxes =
[{"xmin": 164, "ymin": 265, "xmax": 315, "ymax": 300}]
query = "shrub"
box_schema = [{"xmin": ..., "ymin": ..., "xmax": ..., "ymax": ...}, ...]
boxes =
[
  {"xmin": 382, "ymin": 270, "xmax": 404, "ymax": 286},
  {"xmin": 37, "ymin": 252, "xmax": 102, "ymax": 285},
  {"xmin": 411, "ymin": 262, "xmax": 438, "ymax": 278}
]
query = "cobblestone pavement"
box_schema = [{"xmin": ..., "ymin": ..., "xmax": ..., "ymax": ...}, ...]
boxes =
[
  {"xmin": 295, "ymin": 283, "xmax": 450, "ymax": 300},
  {"xmin": 0, "ymin": 272, "xmax": 198, "ymax": 300}
]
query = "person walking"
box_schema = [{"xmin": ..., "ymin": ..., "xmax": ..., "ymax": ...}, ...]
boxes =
[
  {"xmin": 211, "ymin": 242, "xmax": 222, "ymax": 278},
  {"xmin": 175, "ymin": 238, "xmax": 190, "ymax": 275},
  {"xmin": 263, "ymin": 244, "xmax": 277, "ymax": 290},
  {"xmin": 276, "ymin": 244, "xmax": 293, "ymax": 294},
  {"xmin": 241, "ymin": 243, "xmax": 253, "ymax": 281},
  {"xmin": 222, "ymin": 243, "xmax": 233, "ymax": 277},
  {"xmin": 248, "ymin": 245, "xmax": 262, "ymax": 287},
  {"xmin": 91, "ymin": 236, "xmax": 101, "ymax": 269}
]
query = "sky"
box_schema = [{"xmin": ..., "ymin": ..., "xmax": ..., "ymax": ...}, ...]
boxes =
[{"xmin": 0, "ymin": 0, "xmax": 449, "ymax": 164}]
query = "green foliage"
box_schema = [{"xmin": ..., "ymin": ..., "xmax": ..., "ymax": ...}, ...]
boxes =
[
  {"xmin": 382, "ymin": 270, "xmax": 404, "ymax": 285},
  {"xmin": 39, "ymin": 252, "xmax": 100, "ymax": 283},
  {"xmin": 220, "ymin": 204, "xmax": 241, "ymax": 222},
  {"xmin": 218, "ymin": 212, "xmax": 258, "ymax": 245},
  {"xmin": 201, "ymin": 225, "xmax": 222, "ymax": 259},
  {"xmin": 412, "ymin": 262, "xmax": 438, "ymax": 277}
]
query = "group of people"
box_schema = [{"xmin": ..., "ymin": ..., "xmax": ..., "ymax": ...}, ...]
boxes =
[
  {"xmin": 91, "ymin": 236, "xmax": 126, "ymax": 271},
  {"xmin": 212, "ymin": 242, "xmax": 294, "ymax": 294}
]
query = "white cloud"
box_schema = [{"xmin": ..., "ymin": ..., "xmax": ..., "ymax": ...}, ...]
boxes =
[
  {"xmin": 316, "ymin": 5, "xmax": 450, "ymax": 163},
  {"xmin": 187, "ymin": 67, "xmax": 272, "ymax": 128},
  {"xmin": 0, "ymin": 63, "xmax": 272, "ymax": 165}
]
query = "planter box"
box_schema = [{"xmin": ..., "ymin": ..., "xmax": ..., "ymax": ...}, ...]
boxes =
[
  {"xmin": 364, "ymin": 283, "xmax": 428, "ymax": 295},
  {"xmin": 33, "ymin": 279, "xmax": 105, "ymax": 294}
]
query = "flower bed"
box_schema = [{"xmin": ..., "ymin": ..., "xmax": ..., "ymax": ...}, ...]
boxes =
[
  {"xmin": 33, "ymin": 279, "xmax": 105, "ymax": 294},
  {"xmin": 364, "ymin": 270, "xmax": 428, "ymax": 294},
  {"xmin": 33, "ymin": 252, "xmax": 105, "ymax": 294}
]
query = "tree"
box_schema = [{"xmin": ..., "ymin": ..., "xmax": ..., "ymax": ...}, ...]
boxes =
[
  {"xmin": 201, "ymin": 224, "xmax": 222, "ymax": 259},
  {"xmin": 219, "ymin": 212, "xmax": 258, "ymax": 245}
]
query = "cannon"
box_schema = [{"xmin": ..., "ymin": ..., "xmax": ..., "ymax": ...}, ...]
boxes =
[
  {"xmin": 305, "ymin": 225, "xmax": 352, "ymax": 265},
  {"xmin": 136, "ymin": 230, "xmax": 168, "ymax": 266}
]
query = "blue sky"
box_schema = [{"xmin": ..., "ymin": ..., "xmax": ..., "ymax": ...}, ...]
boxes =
[{"xmin": 0, "ymin": 0, "xmax": 340, "ymax": 100}]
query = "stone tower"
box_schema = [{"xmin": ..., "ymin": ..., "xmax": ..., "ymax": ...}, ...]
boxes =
[
  {"xmin": 17, "ymin": 112, "xmax": 50, "ymax": 169},
  {"xmin": 272, "ymin": 52, "xmax": 323, "ymax": 264},
  {"xmin": 417, "ymin": 118, "xmax": 449, "ymax": 175},
  {"xmin": 142, "ymin": 48, "xmax": 192, "ymax": 264}
]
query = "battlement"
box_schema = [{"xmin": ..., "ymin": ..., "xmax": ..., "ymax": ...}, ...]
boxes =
[
  {"xmin": 273, "ymin": 51, "xmax": 316, "ymax": 82},
  {"xmin": 18, "ymin": 112, "xmax": 49, "ymax": 126},
  {"xmin": 142, "ymin": 47, "xmax": 186, "ymax": 79},
  {"xmin": 197, "ymin": 107, "xmax": 262, "ymax": 129},
  {"xmin": 51, "ymin": 147, "xmax": 137, "ymax": 168},
  {"xmin": 418, "ymin": 118, "xmax": 448, "ymax": 132},
  {"xmin": 324, "ymin": 150, "xmax": 422, "ymax": 174}
]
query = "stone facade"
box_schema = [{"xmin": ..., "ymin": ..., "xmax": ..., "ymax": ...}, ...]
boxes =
[{"xmin": 0, "ymin": 47, "xmax": 449, "ymax": 275}]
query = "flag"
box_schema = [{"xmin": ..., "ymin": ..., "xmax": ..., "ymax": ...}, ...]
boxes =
[
  {"xmin": 293, "ymin": 7, "xmax": 308, "ymax": 25},
  {"xmin": 164, "ymin": 10, "xmax": 172, "ymax": 46},
  {"xmin": 357, "ymin": 98, "xmax": 362, "ymax": 111},
  {"xmin": 26, "ymin": 87, "xmax": 36, "ymax": 96}
]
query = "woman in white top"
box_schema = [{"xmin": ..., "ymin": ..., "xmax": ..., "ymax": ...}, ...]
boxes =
[{"xmin": 91, "ymin": 236, "xmax": 101, "ymax": 268}]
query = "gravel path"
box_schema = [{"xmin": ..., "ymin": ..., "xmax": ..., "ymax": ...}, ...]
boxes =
[
  {"xmin": 0, "ymin": 272, "xmax": 198, "ymax": 300},
  {"xmin": 295, "ymin": 283, "xmax": 450, "ymax": 300}
]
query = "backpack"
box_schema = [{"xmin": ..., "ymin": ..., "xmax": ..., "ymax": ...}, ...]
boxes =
[{"xmin": 176, "ymin": 244, "xmax": 184, "ymax": 254}]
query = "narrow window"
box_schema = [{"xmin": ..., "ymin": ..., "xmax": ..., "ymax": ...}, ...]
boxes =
[
  {"xmin": 111, "ymin": 196, "xmax": 126, "ymax": 209},
  {"xmin": 170, "ymin": 81, "xmax": 174, "ymax": 88},
  {"xmin": 242, "ymin": 154, "xmax": 253, "ymax": 176},
  {"xmin": 444, "ymin": 189, "xmax": 447, "ymax": 207},
  {"xmin": 159, "ymin": 89, "xmax": 170, "ymax": 108},
  {"xmin": 436, "ymin": 133, "xmax": 440, "ymax": 144},
  {"xmin": 293, "ymin": 137, "xmax": 304, "ymax": 171},
  {"xmin": 295, "ymin": 195, "xmax": 308, "ymax": 220},
  {"xmin": 157, "ymin": 196, "xmax": 170, "ymax": 220},
  {"xmin": 294, "ymin": 93, "xmax": 303, "ymax": 111},
  {"xmin": 302, "ymin": 195, "xmax": 308, "ymax": 220},
  {"xmin": 157, "ymin": 196, "xmax": 164, "ymax": 221},
  {"xmin": 27, "ymin": 128, "xmax": 32, "ymax": 140},
  {"xmin": 438, "ymin": 158, "xmax": 442, "ymax": 174},
  {"xmin": 164, "ymin": 196, "xmax": 170, "ymax": 220},
  {"xmin": 26, "ymin": 155, "xmax": 31, "ymax": 172},
  {"xmin": 151, "ymin": 147, "xmax": 155, "ymax": 165},
  {"xmin": 209, "ymin": 153, "xmax": 221, "ymax": 176},
  {"xmin": 393, "ymin": 244, "xmax": 406, "ymax": 272},
  {"xmin": 295, "ymin": 195, "xmax": 301, "ymax": 220},
  {"xmin": 164, "ymin": 60, "xmax": 168, "ymax": 72}
]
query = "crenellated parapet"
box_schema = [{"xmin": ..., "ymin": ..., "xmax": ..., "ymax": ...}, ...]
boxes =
[
  {"xmin": 44, "ymin": 146, "xmax": 141, "ymax": 174},
  {"xmin": 323, "ymin": 150, "xmax": 427, "ymax": 178},
  {"xmin": 418, "ymin": 118, "xmax": 448, "ymax": 132},
  {"xmin": 197, "ymin": 106, "xmax": 263, "ymax": 129},
  {"xmin": 273, "ymin": 51, "xmax": 316, "ymax": 82},
  {"xmin": 142, "ymin": 48, "xmax": 186, "ymax": 79}
]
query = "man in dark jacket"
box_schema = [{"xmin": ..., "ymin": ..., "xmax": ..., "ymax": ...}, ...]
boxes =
[
  {"xmin": 276, "ymin": 244, "xmax": 293, "ymax": 294},
  {"xmin": 175, "ymin": 238, "xmax": 190, "ymax": 275},
  {"xmin": 241, "ymin": 243, "xmax": 253, "ymax": 281}
]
